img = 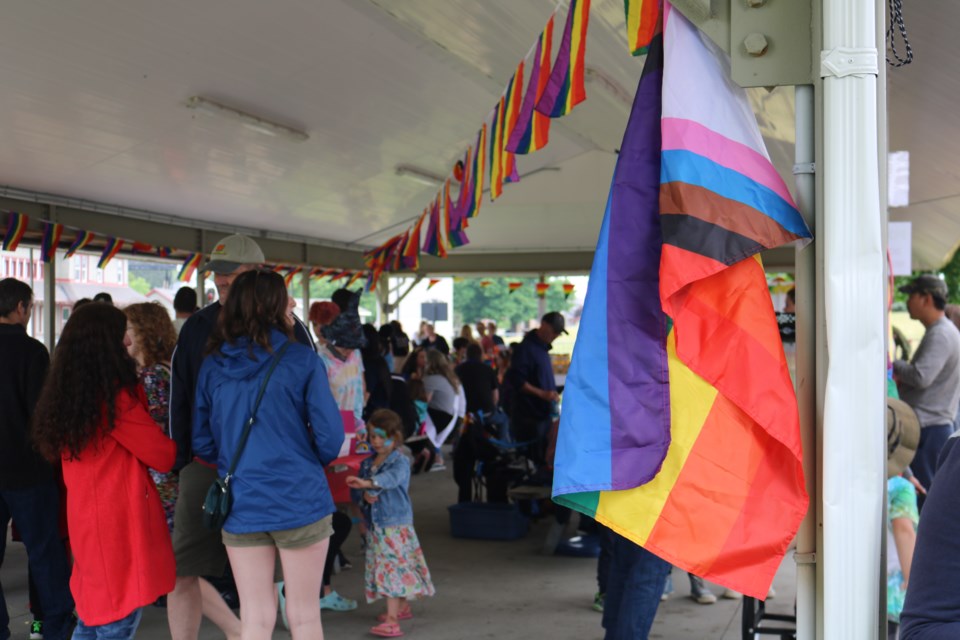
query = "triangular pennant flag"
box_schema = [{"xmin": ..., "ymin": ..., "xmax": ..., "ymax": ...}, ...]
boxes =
[
  {"xmin": 65, "ymin": 230, "xmax": 95, "ymax": 258},
  {"xmin": 536, "ymin": 0, "xmax": 591, "ymax": 118},
  {"xmin": 40, "ymin": 222, "xmax": 65, "ymax": 264},
  {"xmin": 563, "ymin": 283, "xmax": 576, "ymax": 299},
  {"xmin": 3, "ymin": 212, "xmax": 28, "ymax": 252},
  {"xmin": 536, "ymin": 282, "xmax": 550, "ymax": 298},
  {"xmin": 508, "ymin": 282, "xmax": 523, "ymax": 294},
  {"xmin": 427, "ymin": 278, "xmax": 441, "ymax": 290},
  {"xmin": 97, "ymin": 238, "xmax": 124, "ymax": 269},
  {"xmin": 480, "ymin": 280, "xmax": 493, "ymax": 288},
  {"xmin": 507, "ymin": 15, "xmax": 554, "ymax": 154}
]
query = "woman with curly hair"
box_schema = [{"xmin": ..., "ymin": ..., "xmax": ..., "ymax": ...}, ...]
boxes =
[
  {"xmin": 32, "ymin": 302, "xmax": 176, "ymax": 639},
  {"xmin": 193, "ymin": 270, "xmax": 343, "ymax": 640},
  {"xmin": 123, "ymin": 302, "xmax": 179, "ymax": 532}
]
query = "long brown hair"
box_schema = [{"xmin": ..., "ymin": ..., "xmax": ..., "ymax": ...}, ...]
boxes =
[
  {"xmin": 33, "ymin": 303, "xmax": 139, "ymax": 461},
  {"xmin": 124, "ymin": 302, "xmax": 177, "ymax": 368},
  {"xmin": 208, "ymin": 269, "xmax": 292, "ymax": 357},
  {"xmin": 424, "ymin": 348, "xmax": 460, "ymax": 391}
]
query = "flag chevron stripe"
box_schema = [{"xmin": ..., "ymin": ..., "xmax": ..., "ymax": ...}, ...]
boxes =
[
  {"xmin": 661, "ymin": 183, "xmax": 805, "ymax": 250},
  {"xmin": 661, "ymin": 150, "xmax": 809, "ymax": 237},
  {"xmin": 662, "ymin": 118, "xmax": 796, "ymax": 206},
  {"xmin": 660, "ymin": 214, "xmax": 768, "ymax": 265}
]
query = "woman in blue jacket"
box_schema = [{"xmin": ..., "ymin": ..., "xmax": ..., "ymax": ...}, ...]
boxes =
[{"xmin": 193, "ymin": 270, "xmax": 344, "ymax": 640}]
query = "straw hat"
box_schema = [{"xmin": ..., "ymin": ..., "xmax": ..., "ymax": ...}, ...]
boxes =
[{"xmin": 887, "ymin": 397, "xmax": 920, "ymax": 478}]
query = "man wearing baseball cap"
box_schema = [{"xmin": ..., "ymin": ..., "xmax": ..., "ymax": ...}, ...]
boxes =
[
  {"xmin": 166, "ymin": 234, "xmax": 315, "ymax": 639},
  {"xmin": 504, "ymin": 311, "xmax": 567, "ymax": 465},
  {"xmin": 893, "ymin": 274, "xmax": 960, "ymax": 506}
]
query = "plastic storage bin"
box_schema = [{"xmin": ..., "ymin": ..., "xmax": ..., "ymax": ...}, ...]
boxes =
[{"xmin": 448, "ymin": 502, "xmax": 529, "ymax": 540}]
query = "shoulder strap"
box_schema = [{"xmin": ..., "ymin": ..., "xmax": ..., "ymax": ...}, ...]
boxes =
[{"xmin": 224, "ymin": 341, "xmax": 291, "ymax": 483}]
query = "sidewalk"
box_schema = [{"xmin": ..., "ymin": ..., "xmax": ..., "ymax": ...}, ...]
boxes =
[{"xmin": 2, "ymin": 464, "xmax": 796, "ymax": 639}]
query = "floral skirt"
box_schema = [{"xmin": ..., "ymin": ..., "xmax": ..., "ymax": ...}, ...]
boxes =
[{"xmin": 364, "ymin": 525, "xmax": 435, "ymax": 603}]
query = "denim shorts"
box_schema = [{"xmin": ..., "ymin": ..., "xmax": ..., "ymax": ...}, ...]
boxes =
[{"xmin": 222, "ymin": 515, "xmax": 333, "ymax": 550}]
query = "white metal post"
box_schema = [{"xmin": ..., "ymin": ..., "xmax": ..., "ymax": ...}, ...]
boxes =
[{"xmin": 820, "ymin": 0, "xmax": 885, "ymax": 637}]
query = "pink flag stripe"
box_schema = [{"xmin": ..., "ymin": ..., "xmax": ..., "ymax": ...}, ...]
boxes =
[{"xmin": 661, "ymin": 118, "xmax": 796, "ymax": 208}]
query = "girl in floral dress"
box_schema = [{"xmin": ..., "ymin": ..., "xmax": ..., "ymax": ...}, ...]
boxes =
[
  {"xmin": 123, "ymin": 302, "xmax": 179, "ymax": 531},
  {"xmin": 347, "ymin": 410, "xmax": 434, "ymax": 638}
]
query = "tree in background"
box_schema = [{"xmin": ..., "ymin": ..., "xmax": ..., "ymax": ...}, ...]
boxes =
[{"xmin": 453, "ymin": 277, "xmax": 572, "ymax": 332}]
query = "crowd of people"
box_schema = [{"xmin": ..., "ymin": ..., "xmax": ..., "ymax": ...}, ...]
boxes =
[{"xmin": 0, "ymin": 232, "xmax": 574, "ymax": 639}]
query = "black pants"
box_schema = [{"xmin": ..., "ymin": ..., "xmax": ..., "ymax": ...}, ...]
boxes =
[
  {"xmin": 323, "ymin": 511, "xmax": 352, "ymax": 587},
  {"xmin": 510, "ymin": 414, "xmax": 552, "ymax": 466}
]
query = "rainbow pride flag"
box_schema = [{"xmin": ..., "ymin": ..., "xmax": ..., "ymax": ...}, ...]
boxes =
[
  {"xmin": 562, "ymin": 283, "xmax": 576, "ymax": 299},
  {"xmin": 467, "ymin": 125, "xmax": 486, "ymax": 220},
  {"xmin": 501, "ymin": 61, "xmax": 523, "ymax": 184},
  {"xmin": 41, "ymin": 222, "xmax": 65, "ymax": 263},
  {"xmin": 97, "ymin": 238, "xmax": 124, "ymax": 269},
  {"xmin": 535, "ymin": 282, "xmax": 550, "ymax": 298},
  {"xmin": 401, "ymin": 212, "xmax": 425, "ymax": 271},
  {"xmin": 536, "ymin": 0, "xmax": 590, "ymax": 118},
  {"xmin": 157, "ymin": 246, "xmax": 173, "ymax": 258},
  {"xmin": 329, "ymin": 270, "xmax": 352, "ymax": 283},
  {"xmin": 178, "ymin": 253, "xmax": 202, "ymax": 282},
  {"xmin": 311, "ymin": 267, "xmax": 337, "ymax": 281},
  {"xmin": 65, "ymin": 230, "xmax": 95, "ymax": 258},
  {"xmin": 625, "ymin": 0, "xmax": 658, "ymax": 55},
  {"xmin": 489, "ymin": 98, "xmax": 505, "ymax": 200},
  {"xmin": 507, "ymin": 15, "xmax": 554, "ymax": 154},
  {"xmin": 445, "ymin": 176, "xmax": 471, "ymax": 249},
  {"xmin": 422, "ymin": 194, "xmax": 448, "ymax": 258},
  {"xmin": 3, "ymin": 212, "xmax": 28, "ymax": 251},
  {"xmin": 427, "ymin": 278, "xmax": 441, "ymax": 290},
  {"xmin": 507, "ymin": 282, "xmax": 523, "ymax": 294},
  {"xmin": 553, "ymin": 5, "xmax": 811, "ymax": 599},
  {"xmin": 346, "ymin": 271, "xmax": 365, "ymax": 288},
  {"xmin": 283, "ymin": 266, "xmax": 302, "ymax": 287}
]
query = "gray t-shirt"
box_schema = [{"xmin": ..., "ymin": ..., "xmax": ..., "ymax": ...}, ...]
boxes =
[
  {"xmin": 423, "ymin": 374, "xmax": 465, "ymax": 418},
  {"xmin": 894, "ymin": 316, "xmax": 960, "ymax": 427}
]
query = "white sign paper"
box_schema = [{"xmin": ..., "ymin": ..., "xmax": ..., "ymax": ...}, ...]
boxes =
[{"xmin": 888, "ymin": 221, "xmax": 912, "ymax": 275}]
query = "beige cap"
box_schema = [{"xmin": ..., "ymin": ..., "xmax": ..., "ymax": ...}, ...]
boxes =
[{"xmin": 203, "ymin": 234, "xmax": 265, "ymax": 274}]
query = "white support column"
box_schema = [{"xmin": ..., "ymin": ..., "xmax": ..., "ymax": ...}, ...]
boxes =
[
  {"xmin": 794, "ymin": 83, "xmax": 817, "ymax": 640},
  {"xmin": 820, "ymin": 0, "xmax": 885, "ymax": 637}
]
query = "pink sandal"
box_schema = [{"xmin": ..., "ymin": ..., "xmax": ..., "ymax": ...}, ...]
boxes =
[
  {"xmin": 377, "ymin": 609, "xmax": 413, "ymax": 622},
  {"xmin": 370, "ymin": 621, "xmax": 404, "ymax": 637}
]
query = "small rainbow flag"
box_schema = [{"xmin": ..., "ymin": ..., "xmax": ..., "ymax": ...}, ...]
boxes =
[
  {"xmin": 501, "ymin": 61, "xmax": 524, "ymax": 184},
  {"xmin": 65, "ymin": 230, "xmax": 95, "ymax": 258},
  {"xmin": 536, "ymin": 0, "xmax": 591, "ymax": 118},
  {"xmin": 156, "ymin": 246, "xmax": 173, "ymax": 258},
  {"xmin": 329, "ymin": 270, "xmax": 352, "ymax": 283},
  {"xmin": 467, "ymin": 125, "xmax": 487, "ymax": 220},
  {"xmin": 131, "ymin": 241, "xmax": 154, "ymax": 254},
  {"xmin": 508, "ymin": 282, "xmax": 523, "ymax": 294},
  {"xmin": 3, "ymin": 212, "xmax": 28, "ymax": 252},
  {"xmin": 480, "ymin": 280, "xmax": 493, "ymax": 288},
  {"xmin": 346, "ymin": 271, "xmax": 366, "ymax": 288},
  {"xmin": 563, "ymin": 283, "xmax": 576, "ymax": 299},
  {"xmin": 508, "ymin": 15, "xmax": 554, "ymax": 154},
  {"xmin": 97, "ymin": 238, "xmax": 124, "ymax": 269},
  {"xmin": 401, "ymin": 212, "xmax": 425, "ymax": 271},
  {"xmin": 178, "ymin": 253, "xmax": 202, "ymax": 282},
  {"xmin": 490, "ymin": 97, "xmax": 505, "ymax": 201},
  {"xmin": 422, "ymin": 194, "xmax": 448, "ymax": 258},
  {"xmin": 40, "ymin": 222, "xmax": 65, "ymax": 263},
  {"xmin": 445, "ymin": 179, "xmax": 470, "ymax": 249},
  {"xmin": 625, "ymin": 0, "xmax": 659, "ymax": 55},
  {"xmin": 284, "ymin": 266, "xmax": 303, "ymax": 287},
  {"xmin": 310, "ymin": 267, "xmax": 337, "ymax": 280},
  {"xmin": 427, "ymin": 278, "xmax": 441, "ymax": 290},
  {"xmin": 536, "ymin": 282, "xmax": 550, "ymax": 298}
]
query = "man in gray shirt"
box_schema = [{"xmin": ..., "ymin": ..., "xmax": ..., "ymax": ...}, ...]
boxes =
[{"xmin": 894, "ymin": 274, "xmax": 960, "ymax": 502}]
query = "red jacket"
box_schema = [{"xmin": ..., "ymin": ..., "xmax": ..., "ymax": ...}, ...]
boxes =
[{"xmin": 61, "ymin": 386, "xmax": 177, "ymax": 625}]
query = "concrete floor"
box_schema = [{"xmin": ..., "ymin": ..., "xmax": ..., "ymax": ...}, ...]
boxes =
[{"xmin": 2, "ymin": 462, "xmax": 797, "ymax": 639}]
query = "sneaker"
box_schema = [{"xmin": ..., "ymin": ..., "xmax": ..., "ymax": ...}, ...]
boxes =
[
  {"xmin": 722, "ymin": 588, "xmax": 742, "ymax": 600},
  {"xmin": 429, "ymin": 461, "xmax": 446, "ymax": 472},
  {"xmin": 689, "ymin": 574, "xmax": 717, "ymax": 605},
  {"xmin": 661, "ymin": 573, "xmax": 674, "ymax": 601},
  {"xmin": 592, "ymin": 592, "xmax": 605, "ymax": 613},
  {"xmin": 29, "ymin": 620, "xmax": 43, "ymax": 640},
  {"xmin": 320, "ymin": 590, "xmax": 358, "ymax": 611}
]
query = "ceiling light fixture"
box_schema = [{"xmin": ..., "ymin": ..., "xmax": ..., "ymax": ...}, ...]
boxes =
[
  {"xmin": 395, "ymin": 164, "xmax": 446, "ymax": 188},
  {"xmin": 186, "ymin": 96, "xmax": 309, "ymax": 143}
]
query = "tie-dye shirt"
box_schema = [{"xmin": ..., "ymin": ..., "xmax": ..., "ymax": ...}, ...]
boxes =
[{"xmin": 887, "ymin": 475, "xmax": 919, "ymax": 622}]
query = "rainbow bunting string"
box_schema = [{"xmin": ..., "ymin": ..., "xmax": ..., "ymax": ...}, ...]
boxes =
[
  {"xmin": 40, "ymin": 222, "xmax": 65, "ymax": 263},
  {"xmin": 536, "ymin": 0, "xmax": 590, "ymax": 118},
  {"xmin": 346, "ymin": 271, "xmax": 366, "ymax": 288},
  {"xmin": 97, "ymin": 238, "xmax": 124, "ymax": 270},
  {"xmin": 3, "ymin": 212, "xmax": 28, "ymax": 252},
  {"xmin": 501, "ymin": 61, "xmax": 524, "ymax": 184}
]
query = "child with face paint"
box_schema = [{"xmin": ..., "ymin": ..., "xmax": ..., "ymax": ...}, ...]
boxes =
[{"xmin": 346, "ymin": 410, "xmax": 435, "ymax": 637}]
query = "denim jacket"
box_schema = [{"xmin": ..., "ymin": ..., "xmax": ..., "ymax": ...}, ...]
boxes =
[{"xmin": 350, "ymin": 449, "xmax": 413, "ymax": 528}]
